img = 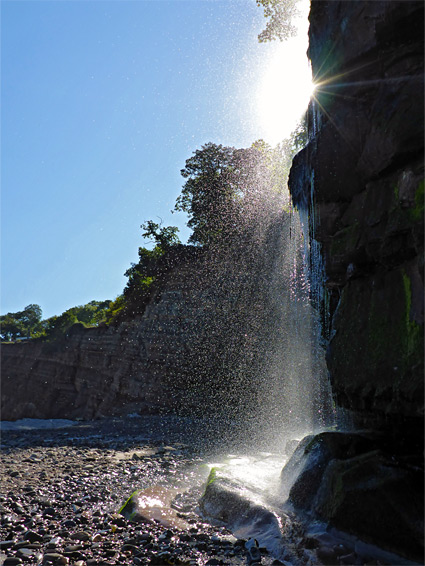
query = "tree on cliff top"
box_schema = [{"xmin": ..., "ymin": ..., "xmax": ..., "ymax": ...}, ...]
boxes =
[
  {"xmin": 105, "ymin": 221, "xmax": 182, "ymax": 323},
  {"xmin": 174, "ymin": 141, "xmax": 288, "ymax": 247},
  {"xmin": 141, "ymin": 220, "xmax": 181, "ymax": 249},
  {"xmin": 37, "ymin": 300, "xmax": 110, "ymax": 340},
  {"xmin": 0, "ymin": 304, "xmax": 43, "ymax": 341}
]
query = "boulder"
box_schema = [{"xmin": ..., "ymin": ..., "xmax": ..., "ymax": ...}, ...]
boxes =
[
  {"xmin": 314, "ymin": 451, "xmax": 424, "ymax": 563},
  {"xmin": 280, "ymin": 432, "xmax": 424, "ymax": 563},
  {"xmin": 199, "ymin": 467, "xmax": 293, "ymax": 560},
  {"xmin": 280, "ymin": 431, "xmax": 378, "ymax": 509},
  {"xmin": 118, "ymin": 486, "xmax": 189, "ymax": 530}
]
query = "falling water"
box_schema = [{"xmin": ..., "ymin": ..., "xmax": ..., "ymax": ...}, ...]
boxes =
[
  {"xmin": 117, "ymin": 1, "xmax": 336, "ymax": 558},
  {"xmin": 240, "ymin": 190, "xmax": 334, "ymax": 452}
]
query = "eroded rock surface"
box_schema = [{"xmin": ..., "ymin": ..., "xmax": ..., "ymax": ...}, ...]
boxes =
[
  {"xmin": 289, "ymin": 0, "xmax": 424, "ymax": 434},
  {"xmin": 287, "ymin": 2, "xmax": 424, "ymax": 561},
  {"xmin": 280, "ymin": 432, "xmax": 424, "ymax": 562}
]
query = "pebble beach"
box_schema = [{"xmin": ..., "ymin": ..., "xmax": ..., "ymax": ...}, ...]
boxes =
[{"xmin": 0, "ymin": 416, "xmax": 286, "ymax": 566}]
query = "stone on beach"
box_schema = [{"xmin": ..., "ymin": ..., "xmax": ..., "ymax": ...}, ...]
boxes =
[{"xmin": 118, "ymin": 486, "xmax": 190, "ymax": 530}]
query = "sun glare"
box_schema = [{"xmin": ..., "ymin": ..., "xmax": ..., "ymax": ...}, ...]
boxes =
[{"xmin": 256, "ymin": 0, "xmax": 313, "ymax": 145}]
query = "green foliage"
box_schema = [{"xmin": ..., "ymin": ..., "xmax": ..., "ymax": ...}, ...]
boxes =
[
  {"xmin": 3, "ymin": 129, "xmax": 305, "ymax": 336},
  {"xmin": 35, "ymin": 300, "xmax": 110, "ymax": 340},
  {"xmin": 106, "ymin": 222, "xmax": 181, "ymax": 324},
  {"xmin": 43, "ymin": 311, "xmax": 78, "ymax": 339},
  {"xmin": 141, "ymin": 220, "xmax": 181, "ymax": 249},
  {"xmin": 122, "ymin": 272, "xmax": 156, "ymax": 316},
  {"xmin": 175, "ymin": 143, "xmax": 239, "ymax": 246},
  {"xmin": 411, "ymin": 180, "xmax": 424, "ymax": 221},
  {"xmin": 257, "ymin": 0, "xmax": 301, "ymax": 43},
  {"xmin": 0, "ymin": 304, "xmax": 43, "ymax": 341},
  {"xmin": 1, "ymin": 300, "xmax": 112, "ymax": 341},
  {"xmin": 402, "ymin": 271, "xmax": 423, "ymax": 361},
  {"xmin": 206, "ymin": 467, "xmax": 218, "ymax": 487},
  {"xmin": 105, "ymin": 295, "xmax": 126, "ymax": 324},
  {"xmin": 0, "ymin": 315, "xmax": 26, "ymax": 342},
  {"xmin": 118, "ymin": 490, "xmax": 140, "ymax": 517},
  {"xmin": 174, "ymin": 141, "xmax": 288, "ymax": 246}
]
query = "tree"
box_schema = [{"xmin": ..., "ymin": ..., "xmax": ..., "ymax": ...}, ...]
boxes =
[
  {"xmin": 257, "ymin": 0, "xmax": 301, "ymax": 43},
  {"xmin": 107, "ymin": 222, "xmax": 181, "ymax": 323},
  {"xmin": 65, "ymin": 300, "xmax": 110, "ymax": 326},
  {"xmin": 141, "ymin": 220, "xmax": 180, "ymax": 249},
  {"xmin": 174, "ymin": 141, "xmax": 289, "ymax": 246},
  {"xmin": 104, "ymin": 295, "xmax": 126, "ymax": 323},
  {"xmin": 0, "ymin": 315, "xmax": 25, "ymax": 341},
  {"xmin": 174, "ymin": 143, "xmax": 238, "ymax": 246},
  {"xmin": 0, "ymin": 304, "xmax": 43, "ymax": 341},
  {"xmin": 43, "ymin": 311, "xmax": 78, "ymax": 339},
  {"xmin": 18, "ymin": 304, "xmax": 43, "ymax": 337}
]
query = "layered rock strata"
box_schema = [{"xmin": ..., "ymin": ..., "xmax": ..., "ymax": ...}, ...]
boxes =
[
  {"xmin": 1, "ymin": 259, "xmax": 205, "ymax": 421},
  {"xmin": 2, "ymin": 217, "xmax": 302, "ymax": 423},
  {"xmin": 289, "ymin": 0, "xmax": 424, "ymax": 435}
]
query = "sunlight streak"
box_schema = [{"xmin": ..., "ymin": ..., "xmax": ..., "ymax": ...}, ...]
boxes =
[{"xmin": 256, "ymin": 0, "xmax": 313, "ymax": 145}]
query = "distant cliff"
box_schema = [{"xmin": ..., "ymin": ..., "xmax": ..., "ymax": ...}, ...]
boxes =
[
  {"xmin": 2, "ymin": 215, "xmax": 307, "ymax": 423},
  {"xmin": 289, "ymin": 0, "xmax": 424, "ymax": 437},
  {"xmin": 1, "ymin": 254, "xmax": 204, "ymax": 421}
]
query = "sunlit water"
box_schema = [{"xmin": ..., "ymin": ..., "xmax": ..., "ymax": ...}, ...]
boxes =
[{"xmin": 205, "ymin": 452, "xmax": 288, "ymax": 500}]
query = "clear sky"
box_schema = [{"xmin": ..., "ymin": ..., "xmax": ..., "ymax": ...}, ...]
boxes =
[{"xmin": 1, "ymin": 0, "xmax": 311, "ymax": 320}]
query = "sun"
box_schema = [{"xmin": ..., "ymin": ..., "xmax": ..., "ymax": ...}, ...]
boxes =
[{"xmin": 256, "ymin": 0, "xmax": 314, "ymax": 145}]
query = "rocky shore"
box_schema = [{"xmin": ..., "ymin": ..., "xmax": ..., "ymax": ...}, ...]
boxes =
[
  {"xmin": 1, "ymin": 416, "xmax": 419, "ymax": 566},
  {"xmin": 0, "ymin": 416, "xmax": 294, "ymax": 566}
]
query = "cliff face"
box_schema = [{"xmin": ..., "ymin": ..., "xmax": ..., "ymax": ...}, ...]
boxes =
[
  {"xmin": 2, "ymin": 216, "xmax": 305, "ymax": 423},
  {"xmin": 289, "ymin": 0, "xmax": 424, "ymax": 436},
  {"xmin": 1, "ymin": 260, "xmax": 205, "ymax": 421}
]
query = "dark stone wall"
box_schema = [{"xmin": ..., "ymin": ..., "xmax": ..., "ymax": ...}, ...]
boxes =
[{"xmin": 289, "ymin": 0, "xmax": 424, "ymax": 435}]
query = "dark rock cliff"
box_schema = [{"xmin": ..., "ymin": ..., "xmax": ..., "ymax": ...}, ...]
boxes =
[
  {"xmin": 289, "ymin": 0, "xmax": 424, "ymax": 437},
  {"xmin": 288, "ymin": 1, "xmax": 424, "ymax": 560}
]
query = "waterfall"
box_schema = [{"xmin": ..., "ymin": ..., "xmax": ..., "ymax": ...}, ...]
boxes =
[
  {"xmin": 238, "ymin": 183, "xmax": 334, "ymax": 451},
  {"xmin": 290, "ymin": 99, "xmax": 335, "ymax": 434}
]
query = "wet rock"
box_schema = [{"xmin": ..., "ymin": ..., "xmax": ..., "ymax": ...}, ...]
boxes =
[
  {"xmin": 289, "ymin": 0, "xmax": 424, "ymax": 435},
  {"xmin": 200, "ymin": 468, "xmax": 291, "ymax": 560},
  {"xmin": 43, "ymin": 507, "xmax": 56, "ymax": 518},
  {"xmin": 247, "ymin": 543, "xmax": 261, "ymax": 564},
  {"xmin": 23, "ymin": 529, "xmax": 43, "ymax": 543},
  {"xmin": 316, "ymin": 545, "xmax": 338, "ymax": 565},
  {"xmin": 42, "ymin": 553, "xmax": 69, "ymax": 565},
  {"xmin": 70, "ymin": 530, "xmax": 91, "ymax": 541},
  {"xmin": 119, "ymin": 486, "xmax": 189, "ymax": 530},
  {"xmin": 0, "ymin": 540, "xmax": 15, "ymax": 550},
  {"xmin": 314, "ymin": 450, "xmax": 424, "ymax": 562},
  {"xmin": 339, "ymin": 552, "xmax": 360, "ymax": 565},
  {"xmin": 280, "ymin": 431, "xmax": 378, "ymax": 508},
  {"xmin": 16, "ymin": 546, "xmax": 42, "ymax": 560},
  {"xmin": 3, "ymin": 558, "xmax": 23, "ymax": 566}
]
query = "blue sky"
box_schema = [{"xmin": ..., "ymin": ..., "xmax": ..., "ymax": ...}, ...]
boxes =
[{"xmin": 2, "ymin": 0, "xmax": 310, "ymax": 319}]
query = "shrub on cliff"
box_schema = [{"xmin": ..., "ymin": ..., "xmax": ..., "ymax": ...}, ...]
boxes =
[
  {"xmin": 105, "ymin": 222, "xmax": 182, "ymax": 324},
  {"xmin": 38, "ymin": 300, "xmax": 110, "ymax": 340}
]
